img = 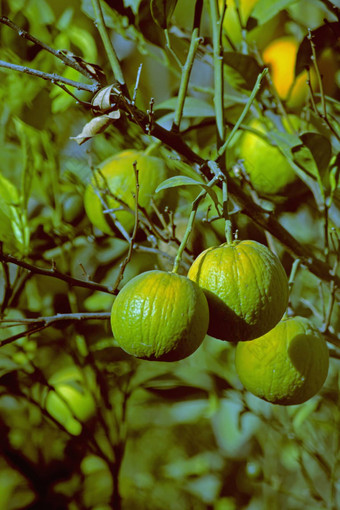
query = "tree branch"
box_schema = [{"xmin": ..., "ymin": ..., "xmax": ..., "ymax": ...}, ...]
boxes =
[
  {"xmin": 0, "ymin": 16, "xmax": 102, "ymax": 84},
  {"xmin": 0, "ymin": 60, "xmax": 99, "ymax": 92},
  {"xmin": 0, "ymin": 313, "xmax": 111, "ymax": 347},
  {"xmin": 0, "ymin": 253, "xmax": 118, "ymax": 294},
  {"xmin": 111, "ymin": 90, "xmax": 340, "ymax": 287}
]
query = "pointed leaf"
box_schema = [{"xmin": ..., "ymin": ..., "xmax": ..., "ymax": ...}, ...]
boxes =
[
  {"xmin": 150, "ymin": 0, "xmax": 178, "ymax": 28},
  {"xmin": 155, "ymin": 176, "xmax": 220, "ymax": 209},
  {"xmin": 295, "ymin": 23, "xmax": 339, "ymax": 76},
  {"xmin": 300, "ymin": 132, "xmax": 332, "ymax": 176},
  {"xmin": 223, "ymin": 52, "xmax": 262, "ymax": 90},
  {"xmin": 252, "ymin": 0, "xmax": 297, "ymax": 24},
  {"xmin": 155, "ymin": 175, "xmax": 206, "ymax": 192}
]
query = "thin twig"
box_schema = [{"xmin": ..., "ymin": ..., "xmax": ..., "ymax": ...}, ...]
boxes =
[
  {"xmin": 0, "ymin": 312, "xmax": 111, "ymax": 347},
  {"xmin": 91, "ymin": 0, "xmax": 127, "ymax": 94},
  {"xmin": 132, "ymin": 64, "xmax": 143, "ymax": 105},
  {"xmin": 0, "ymin": 16, "xmax": 101, "ymax": 83},
  {"xmin": 112, "ymin": 161, "xmax": 140, "ymax": 290},
  {"xmin": 307, "ymin": 29, "xmax": 340, "ymax": 142},
  {"xmin": 218, "ymin": 68, "xmax": 268, "ymax": 157},
  {"xmin": 0, "ymin": 253, "xmax": 117, "ymax": 294},
  {"xmin": 90, "ymin": 89, "xmax": 340, "ymax": 287},
  {"xmin": 210, "ymin": 0, "xmax": 226, "ymax": 147},
  {"xmin": 0, "ymin": 60, "xmax": 98, "ymax": 92},
  {"xmin": 322, "ymin": 256, "xmax": 339, "ymax": 334},
  {"xmin": 172, "ymin": 7, "xmax": 203, "ymax": 132}
]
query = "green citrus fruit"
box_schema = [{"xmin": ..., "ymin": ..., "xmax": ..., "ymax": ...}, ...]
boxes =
[
  {"xmin": 45, "ymin": 366, "xmax": 96, "ymax": 435},
  {"xmin": 235, "ymin": 316, "xmax": 329, "ymax": 405},
  {"xmin": 111, "ymin": 270, "xmax": 209, "ymax": 361},
  {"xmin": 187, "ymin": 240, "xmax": 288, "ymax": 342},
  {"xmin": 84, "ymin": 150, "xmax": 169, "ymax": 235},
  {"xmin": 238, "ymin": 116, "xmax": 298, "ymax": 196}
]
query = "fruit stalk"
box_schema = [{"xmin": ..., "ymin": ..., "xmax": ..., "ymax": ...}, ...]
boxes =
[
  {"xmin": 217, "ymin": 67, "xmax": 268, "ymax": 157},
  {"xmin": 209, "ymin": 0, "xmax": 226, "ymax": 147},
  {"xmin": 172, "ymin": 176, "xmax": 219, "ymax": 274},
  {"xmin": 91, "ymin": 0, "xmax": 127, "ymax": 93},
  {"xmin": 172, "ymin": 27, "xmax": 202, "ymax": 131}
]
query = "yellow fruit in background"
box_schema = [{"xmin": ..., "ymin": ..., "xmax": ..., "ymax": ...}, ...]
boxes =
[
  {"xmin": 187, "ymin": 240, "xmax": 288, "ymax": 342},
  {"xmin": 263, "ymin": 37, "xmax": 338, "ymax": 108},
  {"xmin": 262, "ymin": 36, "xmax": 310, "ymax": 108},
  {"xmin": 84, "ymin": 150, "xmax": 169, "ymax": 235},
  {"xmin": 235, "ymin": 316, "xmax": 329, "ymax": 405},
  {"xmin": 45, "ymin": 366, "xmax": 96, "ymax": 436},
  {"xmin": 111, "ymin": 270, "xmax": 209, "ymax": 361},
  {"xmin": 238, "ymin": 116, "xmax": 298, "ymax": 196}
]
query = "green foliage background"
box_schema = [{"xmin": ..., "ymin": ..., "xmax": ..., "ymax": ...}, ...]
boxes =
[{"xmin": 0, "ymin": 0, "xmax": 339, "ymax": 509}]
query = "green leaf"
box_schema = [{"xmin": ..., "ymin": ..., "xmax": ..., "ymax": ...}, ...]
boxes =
[
  {"xmin": 295, "ymin": 23, "xmax": 339, "ymax": 77},
  {"xmin": 300, "ymin": 133, "xmax": 332, "ymax": 176},
  {"xmin": 223, "ymin": 52, "xmax": 262, "ymax": 90},
  {"xmin": 150, "ymin": 0, "xmax": 178, "ymax": 28},
  {"xmin": 252, "ymin": 0, "xmax": 298, "ymax": 24},
  {"xmin": 155, "ymin": 97, "xmax": 215, "ymax": 118},
  {"xmin": 155, "ymin": 175, "xmax": 206, "ymax": 192},
  {"xmin": 0, "ymin": 174, "xmax": 28, "ymax": 254},
  {"xmin": 291, "ymin": 145, "xmax": 319, "ymax": 179},
  {"xmin": 155, "ymin": 176, "xmax": 220, "ymax": 209}
]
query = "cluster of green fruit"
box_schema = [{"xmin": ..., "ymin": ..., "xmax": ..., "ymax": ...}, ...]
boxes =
[{"xmin": 82, "ymin": 150, "xmax": 329, "ymax": 410}]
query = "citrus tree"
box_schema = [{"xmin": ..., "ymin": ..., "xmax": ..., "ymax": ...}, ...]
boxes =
[{"xmin": 0, "ymin": 0, "xmax": 339, "ymax": 508}]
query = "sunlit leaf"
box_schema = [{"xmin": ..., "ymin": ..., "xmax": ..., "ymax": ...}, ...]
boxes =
[
  {"xmin": 155, "ymin": 175, "xmax": 220, "ymax": 209},
  {"xmin": 300, "ymin": 132, "xmax": 332, "ymax": 176},
  {"xmin": 252, "ymin": 0, "xmax": 297, "ymax": 24},
  {"xmin": 150, "ymin": 0, "xmax": 178, "ymax": 28},
  {"xmin": 223, "ymin": 52, "xmax": 262, "ymax": 90}
]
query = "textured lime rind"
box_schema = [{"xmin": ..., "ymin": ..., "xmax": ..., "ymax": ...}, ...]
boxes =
[
  {"xmin": 84, "ymin": 150, "xmax": 168, "ymax": 234},
  {"xmin": 238, "ymin": 118, "xmax": 297, "ymax": 195},
  {"xmin": 187, "ymin": 240, "xmax": 288, "ymax": 342},
  {"xmin": 235, "ymin": 316, "xmax": 329, "ymax": 405},
  {"xmin": 111, "ymin": 270, "xmax": 209, "ymax": 361}
]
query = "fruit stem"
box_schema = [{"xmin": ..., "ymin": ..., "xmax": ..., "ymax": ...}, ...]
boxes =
[
  {"xmin": 172, "ymin": 177, "xmax": 218, "ymax": 274},
  {"xmin": 91, "ymin": 0, "xmax": 128, "ymax": 97},
  {"xmin": 222, "ymin": 179, "xmax": 233, "ymax": 244},
  {"xmin": 172, "ymin": 27, "xmax": 202, "ymax": 132},
  {"xmin": 209, "ymin": 0, "xmax": 226, "ymax": 147},
  {"xmin": 144, "ymin": 140, "xmax": 161, "ymax": 156},
  {"xmin": 217, "ymin": 67, "xmax": 269, "ymax": 158}
]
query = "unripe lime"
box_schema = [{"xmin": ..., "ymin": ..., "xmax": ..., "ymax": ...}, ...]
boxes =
[
  {"xmin": 238, "ymin": 116, "xmax": 298, "ymax": 196},
  {"xmin": 84, "ymin": 150, "xmax": 169, "ymax": 235},
  {"xmin": 45, "ymin": 367, "xmax": 96, "ymax": 435},
  {"xmin": 111, "ymin": 270, "xmax": 209, "ymax": 361},
  {"xmin": 235, "ymin": 316, "xmax": 329, "ymax": 405},
  {"xmin": 187, "ymin": 240, "xmax": 288, "ymax": 342}
]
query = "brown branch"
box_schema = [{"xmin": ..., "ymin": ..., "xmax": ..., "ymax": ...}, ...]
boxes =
[
  {"xmin": 0, "ymin": 253, "xmax": 118, "ymax": 294},
  {"xmin": 111, "ymin": 91, "xmax": 340, "ymax": 287},
  {"xmin": 0, "ymin": 16, "xmax": 101, "ymax": 84},
  {"xmin": 0, "ymin": 312, "xmax": 111, "ymax": 346},
  {"xmin": 0, "ymin": 60, "xmax": 98, "ymax": 92}
]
